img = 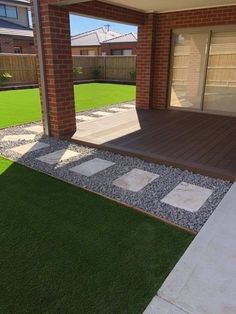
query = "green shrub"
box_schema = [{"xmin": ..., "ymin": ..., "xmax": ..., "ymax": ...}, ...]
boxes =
[
  {"xmin": 0, "ymin": 72, "xmax": 12, "ymax": 85},
  {"xmin": 129, "ymin": 69, "xmax": 136, "ymax": 81},
  {"xmin": 73, "ymin": 66, "xmax": 83, "ymax": 79},
  {"xmin": 92, "ymin": 66, "xmax": 102, "ymax": 79}
]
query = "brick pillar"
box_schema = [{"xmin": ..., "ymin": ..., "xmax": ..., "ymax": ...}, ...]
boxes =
[
  {"xmin": 35, "ymin": 4, "xmax": 76, "ymax": 137},
  {"xmin": 136, "ymin": 13, "xmax": 157, "ymax": 109}
]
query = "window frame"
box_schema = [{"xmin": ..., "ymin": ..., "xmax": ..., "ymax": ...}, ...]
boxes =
[{"xmin": 0, "ymin": 4, "xmax": 17, "ymax": 19}]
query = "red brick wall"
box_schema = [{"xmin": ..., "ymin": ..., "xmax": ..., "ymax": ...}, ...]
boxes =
[
  {"xmin": 13, "ymin": 38, "xmax": 35, "ymax": 54},
  {"xmin": 101, "ymin": 42, "xmax": 137, "ymax": 55},
  {"xmin": 0, "ymin": 36, "xmax": 14, "ymax": 53},
  {"xmin": 0, "ymin": 36, "xmax": 35, "ymax": 54},
  {"xmin": 152, "ymin": 5, "xmax": 236, "ymax": 109}
]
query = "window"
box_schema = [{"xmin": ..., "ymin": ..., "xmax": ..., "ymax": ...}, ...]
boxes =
[
  {"xmin": 0, "ymin": 5, "xmax": 17, "ymax": 18},
  {"xmin": 14, "ymin": 47, "xmax": 22, "ymax": 54},
  {"xmin": 123, "ymin": 49, "xmax": 132, "ymax": 55},
  {"xmin": 111, "ymin": 49, "xmax": 132, "ymax": 55},
  {"xmin": 88, "ymin": 50, "xmax": 96, "ymax": 56},
  {"xmin": 80, "ymin": 50, "xmax": 88, "ymax": 55},
  {"xmin": 111, "ymin": 49, "xmax": 122, "ymax": 55}
]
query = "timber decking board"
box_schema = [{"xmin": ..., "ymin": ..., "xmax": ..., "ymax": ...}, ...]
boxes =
[{"xmin": 72, "ymin": 109, "xmax": 236, "ymax": 181}]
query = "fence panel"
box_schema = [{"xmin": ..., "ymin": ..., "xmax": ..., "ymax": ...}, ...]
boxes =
[
  {"xmin": 0, "ymin": 54, "xmax": 38, "ymax": 85},
  {"xmin": 0, "ymin": 54, "xmax": 136, "ymax": 86}
]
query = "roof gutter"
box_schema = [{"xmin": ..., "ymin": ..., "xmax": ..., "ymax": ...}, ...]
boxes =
[{"xmin": 32, "ymin": 0, "xmax": 50, "ymax": 136}]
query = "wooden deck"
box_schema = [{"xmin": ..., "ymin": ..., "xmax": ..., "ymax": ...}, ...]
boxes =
[{"xmin": 72, "ymin": 109, "xmax": 236, "ymax": 181}]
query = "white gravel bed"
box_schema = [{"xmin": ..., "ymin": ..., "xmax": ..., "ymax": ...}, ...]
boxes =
[{"xmin": 0, "ymin": 121, "xmax": 232, "ymax": 233}]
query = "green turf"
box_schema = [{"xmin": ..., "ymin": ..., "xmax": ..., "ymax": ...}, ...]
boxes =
[
  {"xmin": 0, "ymin": 157, "xmax": 193, "ymax": 313},
  {"xmin": 0, "ymin": 83, "xmax": 136, "ymax": 128}
]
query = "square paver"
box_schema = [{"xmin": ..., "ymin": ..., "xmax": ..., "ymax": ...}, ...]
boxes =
[
  {"xmin": 70, "ymin": 158, "xmax": 115, "ymax": 177},
  {"xmin": 10, "ymin": 141, "xmax": 49, "ymax": 155},
  {"xmin": 113, "ymin": 168, "xmax": 159, "ymax": 192},
  {"xmin": 121, "ymin": 104, "xmax": 135, "ymax": 109},
  {"xmin": 161, "ymin": 182, "xmax": 213, "ymax": 212},
  {"xmin": 24, "ymin": 125, "xmax": 44, "ymax": 133},
  {"xmin": 76, "ymin": 115, "xmax": 96, "ymax": 122},
  {"xmin": 109, "ymin": 108, "xmax": 129, "ymax": 112},
  {"xmin": 36, "ymin": 149, "xmax": 79, "ymax": 165},
  {"xmin": 92, "ymin": 111, "xmax": 113, "ymax": 116},
  {"xmin": 1, "ymin": 134, "xmax": 36, "ymax": 142}
]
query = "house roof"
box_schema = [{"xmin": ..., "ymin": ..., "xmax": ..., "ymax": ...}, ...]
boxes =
[
  {"xmin": 103, "ymin": 32, "xmax": 137, "ymax": 43},
  {"xmin": 71, "ymin": 32, "xmax": 101, "ymax": 47},
  {"xmin": 0, "ymin": 19, "xmax": 33, "ymax": 37},
  {"xmin": 71, "ymin": 27, "xmax": 121, "ymax": 47},
  {"xmin": 1, "ymin": 0, "xmax": 31, "ymax": 6}
]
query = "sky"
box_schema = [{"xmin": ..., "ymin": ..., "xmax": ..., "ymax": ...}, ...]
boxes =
[{"xmin": 69, "ymin": 14, "xmax": 137, "ymax": 36}]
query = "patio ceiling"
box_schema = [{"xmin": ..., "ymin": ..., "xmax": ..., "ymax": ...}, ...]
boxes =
[
  {"xmin": 57, "ymin": 0, "xmax": 236, "ymax": 12},
  {"xmin": 100, "ymin": 0, "xmax": 236, "ymax": 13}
]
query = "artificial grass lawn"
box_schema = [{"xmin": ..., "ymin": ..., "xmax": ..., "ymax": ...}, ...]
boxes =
[
  {"xmin": 0, "ymin": 157, "xmax": 193, "ymax": 313},
  {"xmin": 0, "ymin": 83, "xmax": 136, "ymax": 128}
]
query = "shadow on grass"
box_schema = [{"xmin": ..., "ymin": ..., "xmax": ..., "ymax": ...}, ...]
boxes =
[{"xmin": 0, "ymin": 157, "xmax": 193, "ymax": 314}]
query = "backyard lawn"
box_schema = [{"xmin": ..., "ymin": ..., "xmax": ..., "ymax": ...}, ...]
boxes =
[
  {"xmin": 0, "ymin": 157, "xmax": 193, "ymax": 313},
  {"xmin": 0, "ymin": 83, "xmax": 135, "ymax": 128}
]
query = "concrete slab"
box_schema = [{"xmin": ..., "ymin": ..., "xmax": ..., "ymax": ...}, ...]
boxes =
[
  {"xmin": 9, "ymin": 141, "xmax": 49, "ymax": 155},
  {"xmin": 144, "ymin": 296, "xmax": 187, "ymax": 314},
  {"xmin": 113, "ymin": 168, "xmax": 159, "ymax": 192},
  {"xmin": 1, "ymin": 134, "xmax": 36, "ymax": 142},
  {"xmin": 161, "ymin": 182, "xmax": 213, "ymax": 212},
  {"xmin": 36, "ymin": 149, "xmax": 79, "ymax": 165},
  {"xmin": 69, "ymin": 158, "xmax": 115, "ymax": 177},
  {"xmin": 145, "ymin": 183, "xmax": 236, "ymax": 314},
  {"xmin": 24, "ymin": 125, "xmax": 44, "ymax": 134}
]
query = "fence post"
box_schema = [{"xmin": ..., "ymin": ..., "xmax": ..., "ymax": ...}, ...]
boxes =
[{"xmin": 104, "ymin": 56, "xmax": 106, "ymax": 80}]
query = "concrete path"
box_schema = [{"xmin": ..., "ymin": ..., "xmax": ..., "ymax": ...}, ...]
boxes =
[{"xmin": 144, "ymin": 182, "xmax": 236, "ymax": 314}]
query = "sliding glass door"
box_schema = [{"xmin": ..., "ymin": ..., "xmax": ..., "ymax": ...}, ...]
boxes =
[
  {"xmin": 170, "ymin": 32, "xmax": 209, "ymax": 110},
  {"xmin": 204, "ymin": 31, "xmax": 236, "ymax": 115},
  {"xmin": 169, "ymin": 27, "xmax": 236, "ymax": 116}
]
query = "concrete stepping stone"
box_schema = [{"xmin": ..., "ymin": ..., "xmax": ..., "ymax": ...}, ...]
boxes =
[
  {"xmin": 24, "ymin": 125, "xmax": 44, "ymax": 133},
  {"xmin": 1, "ymin": 134, "xmax": 36, "ymax": 142},
  {"xmin": 10, "ymin": 141, "xmax": 49, "ymax": 155},
  {"xmin": 113, "ymin": 168, "xmax": 159, "ymax": 192},
  {"xmin": 108, "ymin": 107, "xmax": 129, "ymax": 112},
  {"xmin": 161, "ymin": 182, "xmax": 213, "ymax": 212},
  {"xmin": 36, "ymin": 149, "xmax": 79, "ymax": 165},
  {"xmin": 76, "ymin": 115, "xmax": 96, "ymax": 122},
  {"xmin": 70, "ymin": 158, "xmax": 115, "ymax": 177},
  {"xmin": 92, "ymin": 111, "xmax": 113, "ymax": 116},
  {"xmin": 121, "ymin": 104, "xmax": 135, "ymax": 109}
]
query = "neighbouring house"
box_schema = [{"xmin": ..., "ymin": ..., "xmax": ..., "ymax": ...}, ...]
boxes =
[
  {"xmin": 0, "ymin": 0, "xmax": 33, "ymax": 54},
  {"xmin": 71, "ymin": 27, "xmax": 121, "ymax": 55},
  {"xmin": 101, "ymin": 32, "xmax": 137, "ymax": 55},
  {"xmin": 71, "ymin": 27, "xmax": 137, "ymax": 55}
]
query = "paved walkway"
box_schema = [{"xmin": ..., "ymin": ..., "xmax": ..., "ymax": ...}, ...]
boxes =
[{"xmin": 144, "ymin": 182, "xmax": 236, "ymax": 314}]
